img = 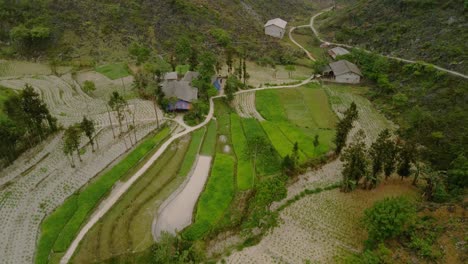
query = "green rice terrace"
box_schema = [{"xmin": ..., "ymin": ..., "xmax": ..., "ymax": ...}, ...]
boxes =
[{"xmin": 0, "ymin": 1, "xmax": 466, "ymax": 264}]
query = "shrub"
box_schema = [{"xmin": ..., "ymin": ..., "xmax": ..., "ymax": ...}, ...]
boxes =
[{"xmin": 364, "ymin": 197, "xmax": 416, "ymax": 245}]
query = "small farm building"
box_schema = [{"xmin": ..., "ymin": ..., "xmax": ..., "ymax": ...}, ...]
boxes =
[
  {"xmin": 328, "ymin": 47, "xmax": 350, "ymax": 59},
  {"xmin": 264, "ymin": 18, "xmax": 288, "ymax": 39},
  {"xmin": 161, "ymin": 71, "xmax": 199, "ymax": 111},
  {"xmin": 324, "ymin": 60, "xmax": 362, "ymax": 84}
]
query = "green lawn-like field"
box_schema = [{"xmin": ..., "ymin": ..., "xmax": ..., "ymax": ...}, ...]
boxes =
[
  {"xmin": 182, "ymin": 153, "xmax": 235, "ymax": 240},
  {"xmin": 95, "ymin": 63, "xmax": 130, "ymax": 80},
  {"xmin": 241, "ymin": 118, "xmax": 281, "ymax": 176},
  {"xmin": 230, "ymin": 114, "xmax": 255, "ymax": 190},
  {"xmin": 256, "ymin": 84, "xmax": 337, "ymax": 160},
  {"xmin": 36, "ymin": 127, "xmax": 170, "ymax": 264},
  {"xmin": 71, "ymin": 135, "xmax": 193, "ymax": 264},
  {"xmin": 200, "ymin": 120, "xmax": 217, "ymax": 156}
]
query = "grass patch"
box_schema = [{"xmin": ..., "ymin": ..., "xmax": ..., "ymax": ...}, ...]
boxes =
[
  {"xmin": 177, "ymin": 128, "xmax": 206, "ymax": 177},
  {"xmin": 71, "ymin": 135, "xmax": 192, "ymax": 263},
  {"xmin": 183, "ymin": 154, "xmax": 235, "ymax": 240},
  {"xmin": 230, "ymin": 114, "xmax": 255, "ymax": 190},
  {"xmin": 200, "ymin": 120, "xmax": 217, "ymax": 156},
  {"xmin": 256, "ymin": 85, "xmax": 337, "ymax": 160},
  {"xmin": 95, "ymin": 63, "xmax": 130, "ymax": 80},
  {"xmin": 36, "ymin": 127, "xmax": 170, "ymax": 264}
]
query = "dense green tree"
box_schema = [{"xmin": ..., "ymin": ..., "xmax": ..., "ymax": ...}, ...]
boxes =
[
  {"xmin": 188, "ymin": 47, "xmax": 199, "ymax": 71},
  {"xmin": 311, "ymin": 58, "xmax": 328, "ymax": 74},
  {"xmin": 175, "ymin": 37, "xmax": 192, "ymax": 64},
  {"xmin": 81, "ymin": 116, "xmax": 96, "ymax": 152},
  {"xmin": 446, "ymin": 155, "xmax": 468, "ymax": 195},
  {"xmin": 397, "ymin": 141, "xmax": 416, "ymax": 180},
  {"xmin": 368, "ymin": 129, "xmax": 397, "ymax": 188},
  {"xmin": 224, "ymin": 75, "xmax": 241, "ymax": 102},
  {"xmin": 364, "ymin": 197, "xmax": 416, "ymax": 245},
  {"xmin": 334, "ymin": 102, "xmax": 359, "ymax": 155},
  {"xmin": 341, "ymin": 130, "xmax": 368, "ymax": 192},
  {"xmin": 129, "ymin": 41, "xmax": 151, "ymax": 65},
  {"xmin": 0, "ymin": 119, "xmax": 22, "ymax": 163},
  {"xmin": 83, "ymin": 80, "xmax": 96, "ymax": 94}
]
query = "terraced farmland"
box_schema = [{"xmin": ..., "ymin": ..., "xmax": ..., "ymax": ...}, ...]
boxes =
[
  {"xmin": 226, "ymin": 180, "xmax": 418, "ymax": 263},
  {"xmin": 71, "ymin": 134, "xmax": 193, "ymax": 263}
]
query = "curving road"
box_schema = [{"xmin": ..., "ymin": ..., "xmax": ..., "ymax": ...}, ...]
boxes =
[
  {"xmin": 289, "ymin": 26, "xmax": 316, "ymax": 61},
  {"xmin": 308, "ymin": 7, "xmax": 468, "ymax": 79}
]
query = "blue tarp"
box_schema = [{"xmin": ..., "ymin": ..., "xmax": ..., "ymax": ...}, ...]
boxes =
[
  {"xmin": 167, "ymin": 100, "xmax": 192, "ymax": 111},
  {"xmin": 213, "ymin": 78, "xmax": 221, "ymax": 91}
]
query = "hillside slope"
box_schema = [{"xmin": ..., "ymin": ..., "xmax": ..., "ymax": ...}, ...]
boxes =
[
  {"xmin": 0, "ymin": 0, "xmax": 333, "ymax": 63},
  {"xmin": 317, "ymin": 0, "xmax": 468, "ymax": 73}
]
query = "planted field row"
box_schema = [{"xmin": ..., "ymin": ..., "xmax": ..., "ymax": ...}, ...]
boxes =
[
  {"xmin": 255, "ymin": 85, "xmax": 337, "ymax": 162},
  {"xmin": 241, "ymin": 118, "xmax": 282, "ymax": 176},
  {"xmin": 200, "ymin": 120, "xmax": 217, "ymax": 156},
  {"xmin": 230, "ymin": 114, "xmax": 255, "ymax": 190},
  {"xmin": 177, "ymin": 128, "xmax": 206, "ymax": 177},
  {"xmin": 36, "ymin": 127, "xmax": 170, "ymax": 264},
  {"xmin": 182, "ymin": 154, "xmax": 235, "ymax": 241}
]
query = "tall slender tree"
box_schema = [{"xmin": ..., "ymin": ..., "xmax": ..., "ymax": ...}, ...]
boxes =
[
  {"xmin": 341, "ymin": 130, "xmax": 368, "ymax": 192},
  {"xmin": 64, "ymin": 125, "xmax": 82, "ymax": 163},
  {"xmin": 81, "ymin": 116, "xmax": 96, "ymax": 152},
  {"xmin": 108, "ymin": 91, "xmax": 127, "ymax": 135}
]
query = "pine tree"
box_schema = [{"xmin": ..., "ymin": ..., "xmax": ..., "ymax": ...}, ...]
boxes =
[{"xmin": 341, "ymin": 130, "xmax": 368, "ymax": 192}]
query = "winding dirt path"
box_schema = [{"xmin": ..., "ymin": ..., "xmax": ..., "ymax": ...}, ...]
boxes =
[
  {"xmin": 289, "ymin": 26, "xmax": 316, "ymax": 61},
  {"xmin": 309, "ymin": 7, "xmax": 468, "ymax": 79}
]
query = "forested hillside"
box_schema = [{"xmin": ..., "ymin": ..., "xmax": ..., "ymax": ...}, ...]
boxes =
[
  {"xmin": 0, "ymin": 0, "xmax": 326, "ymax": 64},
  {"xmin": 318, "ymin": 0, "xmax": 468, "ymax": 73}
]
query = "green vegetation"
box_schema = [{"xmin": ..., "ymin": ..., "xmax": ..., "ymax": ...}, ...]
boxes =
[
  {"xmin": 1, "ymin": 85, "xmax": 57, "ymax": 166},
  {"xmin": 72, "ymin": 134, "xmax": 192, "ymax": 264},
  {"xmin": 177, "ymin": 128, "xmax": 206, "ymax": 177},
  {"xmin": 0, "ymin": 86, "xmax": 16, "ymax": 119},
  {"xmin": 256, "ymin": 85, "xmax": 337, "ymax": 161},
  {"xmin": 318, "ymin": 0, "xmax": 467, "ymax": 73},
  {"xmin": 183, "ymin": 154, "xmax": 235, "ymax": 240},
  {"xmin": 200, "ymin": 120, "xmax": 217, "ymax": 156},
  {"xmin": 36, "ymin": 127, "xmax": 170, "ymax": 264},
  {"xmin": 230, "ymin": 114, "xmax": 255, "ymax": 190},
  {"xmin": 0, "ymin": 1, "xmax": 316, "ymax": 64},
  {"xmin": 336, "ymin": 49, "xmax": 467, "ymax": 201},
  {"xmin": 364, "ymin": 197, "xmax": 416, "ymax": 245},
  {"xmin": 95, "ymin": 63, "xmax": 130, "ymax": 80}
]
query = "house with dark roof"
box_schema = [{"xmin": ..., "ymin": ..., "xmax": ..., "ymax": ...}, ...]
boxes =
[
  {"xmin": 161, "ymin": 71, "xmax": 199, "ymax": 111},
  {"xmin": 323, "ymin": 60, "xmax": 362, "ymax": 84},
  {"xmin": 264, "ymin": 18, "xmax": 288, "ymax": 39}
]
